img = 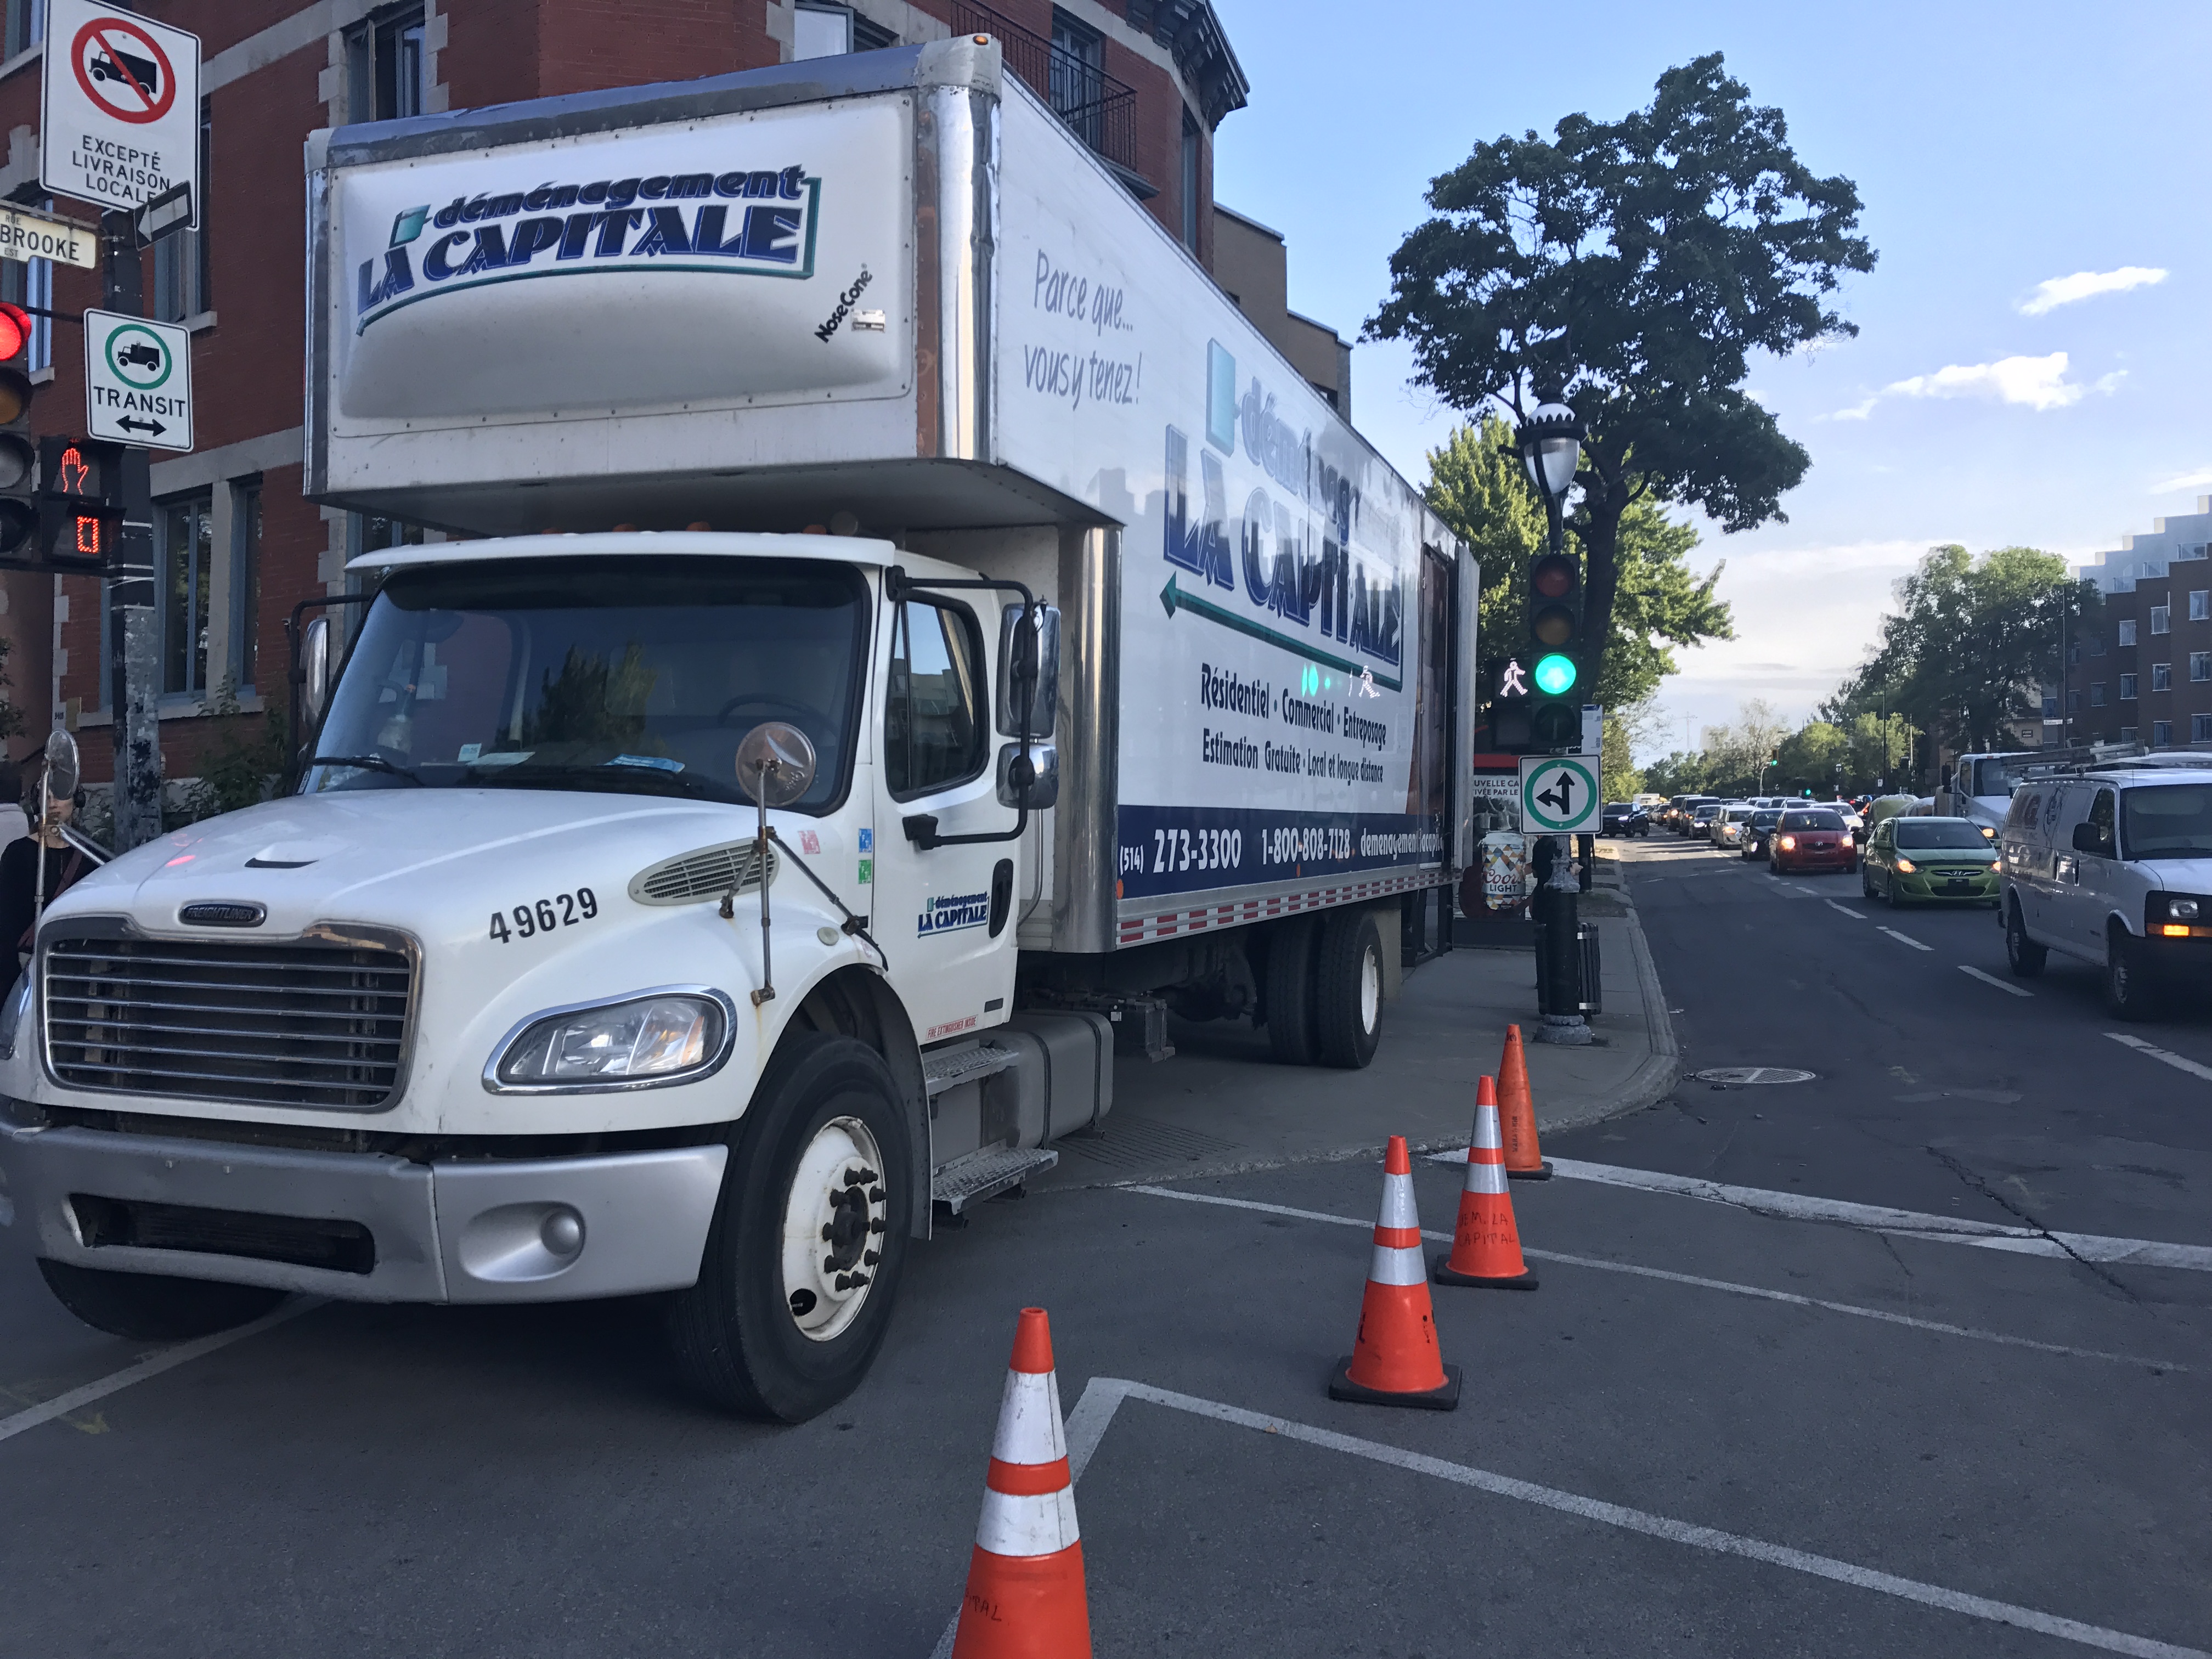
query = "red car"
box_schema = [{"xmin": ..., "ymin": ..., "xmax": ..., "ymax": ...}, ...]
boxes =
[{"xmin": 1770, "ymin": 808, "xmax": 1857, "ymax": 874}]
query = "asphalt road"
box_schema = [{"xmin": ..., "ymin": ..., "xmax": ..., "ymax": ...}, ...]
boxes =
[{"xmin": 3, "ymin": 834, "xmax": 2207, "ymax": 1657}]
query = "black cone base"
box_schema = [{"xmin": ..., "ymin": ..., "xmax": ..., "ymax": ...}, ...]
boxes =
[
  {"xmin": 1431, "ymin": 1252, "xmax": 1539, "ymax": 1290},
  {"xmin": 1328, "ymin": 1358, "xmax": 1462, "ymax": 1410},
  {"xmin": 1506, "ymin": 1161, "xmax": 1554, "ymax": 1181}
]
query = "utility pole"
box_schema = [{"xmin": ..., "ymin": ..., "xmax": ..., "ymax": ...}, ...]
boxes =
[{"xmin": 100, "ymin": 210, "xmax": 160, "ymax": 851}]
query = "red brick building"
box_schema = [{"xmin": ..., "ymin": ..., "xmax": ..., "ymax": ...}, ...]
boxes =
[{"xmin": 0, "ymin": 0, "xmax": 1250, "ymax": 792}]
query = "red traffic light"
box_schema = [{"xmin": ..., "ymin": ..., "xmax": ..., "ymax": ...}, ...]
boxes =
[
  {"xmin": 1531, "ymin": 551, "xmax": 1577, "ymax": 599},
  {"xmin": 0, "ymin": 302, "xmax": 32, "ymax": 362}
]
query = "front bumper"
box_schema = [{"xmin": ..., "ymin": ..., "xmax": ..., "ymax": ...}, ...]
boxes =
[
  {"xmin": 0, "ymin": 1119, "xmax": 727, "ymax": 1304},
  {"xmin": 1897, "ymin": 871, "xmax": 1999, "ymax": 901}
]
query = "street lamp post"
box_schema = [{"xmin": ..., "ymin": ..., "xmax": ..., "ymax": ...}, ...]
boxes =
[{"xmin": 1516, "ymin": 400, "xmax": 1590, "ymax": 1047}]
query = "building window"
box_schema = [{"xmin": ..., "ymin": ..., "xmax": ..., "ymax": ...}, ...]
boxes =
[
  {"xmin": 153, "ymin": 98, "xmax": 212, "ymax": 322},
  {"xmin": 2151, "ymin": 603, "xmax": 2171, "ymax": 635},
  {"xmin": 2195, "ymin": 714, "xmax": 2212, "ymax": 742},
  {"xmin": 2, "ymin": 0, "xmax": 41, "ymax": 59},
  {"xmin": 2153, "ymin": 720, "xmax": 2174, "ymax": 746},
  {"xmin": 2068, "ymin": 689, "xmax": 2083, "ymax": 712},
  {"xmin": 1180, "ymin": 111, "xmax": 1201, "ymax": 250},
  {"xmin": 2041, "ymin": 692, "xmax": 2058, "ymax": 718},
  {"xmin": 159, "ymin": 494, "xmax": 215, "ymax": 698},
  {"xmin": 794, "ymin": 4, "xmax": 851, "ymax": 57},
  {"xmin": 1048, "ymin": 9, "xmax": 1105, "ymax": 149},
  {"xmin": 2118, "ymin": 619, "xmax": 2137, "ymax": 646},
  {"xmin": 346, "ymin": 4, "xmax": 426, "ymax": 123},
  {"xmin": 2090, "ymin": 682, "xmax": 2107, "ymax": 707},
  {"xmin": 2088, "ymin": 633, "xmax": 2106, "ymax": 657},
  {"xmin": 2119, "ymin": 674, "xmax": 2138, "ymax": 701},
  {"xmin": 233, "ymin": 480, "xmax": 262, "ymax": 690},
  {"xmin": 0, "ymin": 247, "xmax": 51, "ymax": 371},
  {"xmin": 2182, "ymin": 544, "xmax": 2209, "ymax": 562},
  {"xmin": 2119, "ymin": 727, "xmax": 2137, "ymax": 742},
  {"xmin": 2193, "ymin": 591, "xmax": 2209, "ymax": 622},
  {"xmin": 2153, "ymin": 662, "xmax": 2172, "ymax": 691}
]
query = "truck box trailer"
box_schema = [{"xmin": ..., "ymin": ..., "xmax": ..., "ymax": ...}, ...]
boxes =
[{"xmin": 0, "ymin": 38, "xmax": 1475, "ymax": 1420}]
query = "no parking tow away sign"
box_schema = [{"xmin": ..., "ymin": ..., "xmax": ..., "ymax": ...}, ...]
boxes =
[
  {"xmin": 84, "ymin": 309, "xmax": 192, "ymax": 451},
  {"xmin": 40, "ymin": 0, "xmax": 201, "ymax": 226}
]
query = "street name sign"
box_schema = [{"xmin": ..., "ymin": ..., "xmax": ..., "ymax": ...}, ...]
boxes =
[
  {"xmin": 84, "ymin": 309, "xmax": 191, "ymax": 451},
  {"xmin": 40, "ymin": 0, "xmax": 201, "ymax": 227},
  {"xmin": 0, "ymin": 202, "xmax": 97, "ymax": 270},
  {"xmin": 1519, "ymin": 755, "xmax": 1600, "ymax": 834}
]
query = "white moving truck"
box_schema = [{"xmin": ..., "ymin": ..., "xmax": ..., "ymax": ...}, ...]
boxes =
[{"xmin": 0, "ymin": 40, "xmax": 1474, "ymax": 1420}]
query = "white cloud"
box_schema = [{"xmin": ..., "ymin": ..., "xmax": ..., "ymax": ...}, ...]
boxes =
[
  {"xmin": 1830, "ymin": 397, "xmax": 1878, "ymax": 421},
  {"xmin": 2019, "ymin": 266, "xmax": 2168, "ymax": 316},
  {"xmin": 1884, "ymin": 352, "xmax": 2088, "ymax": 411},
  {"xmin": 2152, "ymin": 466, "xmax": 2212, "ymax": 494}
]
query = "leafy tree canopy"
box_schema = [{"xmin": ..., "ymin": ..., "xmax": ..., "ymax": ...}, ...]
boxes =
[{"xmin": 1368, "ymin": 53, "xmax": 1873, "ymax": 694}]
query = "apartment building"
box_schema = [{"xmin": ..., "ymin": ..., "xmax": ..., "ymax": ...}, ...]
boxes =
[{"xmin": 2058, "ymin": 496, "xmax": 2212, "ymax": 751}]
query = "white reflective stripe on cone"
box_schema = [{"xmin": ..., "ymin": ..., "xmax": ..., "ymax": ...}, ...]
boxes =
[
  {"xmin": 1379, "ymin": 1171, "xmax": 1419, "ymax": 1230},
  {"xmin": 1472, "ymin": 1103, "xmax": 1505, "ymax": 1152},
  {"xmin": 990, "ymin": 1366, "xmax": 1068, "ymax": 1465},
  {"xmin": 976, "ymin": 1484, "xmax": 1082, "ymax": 1556},
  {"xmin": 1462, "ymin": 1159, "xmax": 1509, "ymax": 1196},
  {"xmin": 1368, "ymin": 1241, "xmax": 1427, "ymax": 1286}
]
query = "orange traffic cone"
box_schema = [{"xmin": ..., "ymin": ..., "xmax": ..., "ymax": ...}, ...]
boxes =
[
  {"xmin": 951, "ymin": 1308, "xmax": 1091, "ymax": 1658},
  {"xmin": 1329, "ymin": 1135, "xmax": 1462, "ymax": 1410},
  {"xmin": 1498, "ymin": 1024, "xmax": 1553, "ymax": 1180},
  {"xmin": 1433, "ymin": 1076, "xmax": 1538, "ymax": 1290}
]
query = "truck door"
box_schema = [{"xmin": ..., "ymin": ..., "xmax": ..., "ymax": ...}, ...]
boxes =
[
  {"xmin": 2078, "ymin": 786, "xmax": 2121, "ymax": 956},
  {"xmin": 871, "ymin": 591, "xmax": 1017, "ymax": 1044}
]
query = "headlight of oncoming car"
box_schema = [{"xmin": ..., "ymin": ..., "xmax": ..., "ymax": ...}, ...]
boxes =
[{"xmin": 487, "ymin": 988, "xmax": 736, "ymax": 1093}]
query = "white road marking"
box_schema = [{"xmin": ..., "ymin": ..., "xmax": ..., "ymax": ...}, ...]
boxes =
[
  {"xmin": 1532, "ymin": 1158, "xmax": 2212, "ymax": 1273},
  {"xmin": 1825, "ymin": 900, "xmax": 1866, "ymax": 919},
  {"xmin": 1780, "ymin": 882, "xmax": 1816, "ymax": 896},
  {"xmin": 2106, "ymin": 1031, "xmax": 2212, "ymax": 1083},
  {"xmin": 1052, "ymin": 1378, "xmax": 2208, "ymax": 1659},
  {"xmin": 1878, "ymin": 926, "xmax": 1933, "ymax": 951},
  {"xmin": 1959, "ymin": 964, "xmax": 2032, "ymax": 997},
  {"xmin": 0, "ymin": 1299, "xmax": 318, "ymax": 1447},
  {"xmin": 1119, "ymin": 1186, "xmax": 2188, "ymax": 1369}
]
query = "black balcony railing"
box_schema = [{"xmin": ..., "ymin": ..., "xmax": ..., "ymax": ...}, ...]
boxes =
[{"xmin": 949, "ymin": 0, "xmax": 1139, "ymax": 174}]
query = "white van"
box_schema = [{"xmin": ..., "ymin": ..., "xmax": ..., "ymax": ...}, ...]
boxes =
[{"xmin": 1999, "ymin": 764, "xmax": 2212, "ymax": 1017}]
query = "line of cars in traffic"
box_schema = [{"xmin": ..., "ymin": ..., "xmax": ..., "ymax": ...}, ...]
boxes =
[{"xmin": 1647, "ymin": 791, "xmax": 2003, "ymax": 895}]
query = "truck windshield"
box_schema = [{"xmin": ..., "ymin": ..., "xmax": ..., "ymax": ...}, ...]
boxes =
[
  {"xmin": 304, "ymin": 556, "xmax": 869, "ymax": 811},
  {"xmin": 2120, "ymin": 785, "xmax": 2212, "ymax": 860}
]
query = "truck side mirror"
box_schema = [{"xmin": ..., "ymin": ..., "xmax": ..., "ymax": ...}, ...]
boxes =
[
  {"xmin": 2071, "ymin": 821, "xmax": 2108, "ymax": 855},
  {"xmin": 45, "ymin": 727, "xmax": 80, "ymax": 800},
  {"xmin": 997, "ymin": 742, "xmax": 1058, "ymax": 810},
  {"xmin": 300, "ymin": 616, "xmax": 334, "ymax": 726},
  {"xmin": 996, "ymin": 603, "xmax": 1060, "ymax": 740}
]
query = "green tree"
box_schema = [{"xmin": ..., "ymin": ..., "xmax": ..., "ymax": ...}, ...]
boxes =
[
  {"xmin": 1426, "ymin": 414, "xmax": 1735, "ymax": 710},
  {"xmin": 1775, "ymin": 719, "xmax": 1848, "ymax": 795},
  {"xmin": 1367, "ymin": 53, "xmax": 1874, "ymax": 696},
  {"xmin": 1640, "ymin": 751, "xmax": 1709, "ymax": 797},
  {"xmin": 1833, "ymin": 546, "xmax": 2078, "ymax": 753}
]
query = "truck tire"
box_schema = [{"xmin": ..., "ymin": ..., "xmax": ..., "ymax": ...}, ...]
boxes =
[
  {"xmin": 2004, "ymin": 898, "xmax": 2046, "ymax": 978},
  {"xmin": 1314, "ymin": 908, "xmax": 1385, "ymax": 1069},
  {"xmin": 2102, "ymin": 925, "xmax": 2162, "ymax": 1021},
  {"xmin": 1263, "ymin": 916, "xmax": 1321, "ymax": 1066},
  {"xmin": 37, "ymin": 1260, "xmax": 284, "ymax": 1341},
  {"xmin": 665, "ymin": 1030, "xmax": 912, "ymax": 1423}
]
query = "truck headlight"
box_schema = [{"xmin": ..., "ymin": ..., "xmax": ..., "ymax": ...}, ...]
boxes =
[
  {"xmin": 487, "ymin": 988, "xmax": 735, "ymax": 1093},
  {"xmin": 0, "ymin": 969, "xmax": 29, "ymax": 1057},
  {"xmin": 2169, "ymin": 898, "xmax": 2200, "ymax": 920}
]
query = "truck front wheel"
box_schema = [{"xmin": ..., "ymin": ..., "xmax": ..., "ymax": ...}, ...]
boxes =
[
  {"xmin": 665, "ymin": 1031, "xmax": 912, "ymax": 1423},
  {"xmin": 37, "ymin": 1260, "xmax": 285, "ymax": 1341},
  {"xmin": 1314, "ymin": 909, "xmax": 1385, "ymax": 1069}
]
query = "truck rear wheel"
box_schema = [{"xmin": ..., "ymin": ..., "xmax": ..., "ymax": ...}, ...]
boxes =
[
  {"xmin": 664, "ymin": 1030, "xmax": 912, "ymax": 1423},
  {"xmin": 1263, "ymin": 916, "xmax": 1321, "ymax": 1066},
  {"xmin": 1314, "ymin": 909, "xmax": 1385, "ymax": 1069},
  {"xmin": 37, "ymin": 1260, "xmax": 285, "ymax": 1341}
]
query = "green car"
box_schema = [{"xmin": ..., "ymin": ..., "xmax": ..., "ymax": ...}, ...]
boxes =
[{"xmin": 1861, "ymin": 815, "xmax": 2001, "ymax": 907}]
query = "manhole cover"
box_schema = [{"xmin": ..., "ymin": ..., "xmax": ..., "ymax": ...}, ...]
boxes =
[{"xmin": 1693, "ymin": 1066, "xmax": 1816, "ymax": 1085}]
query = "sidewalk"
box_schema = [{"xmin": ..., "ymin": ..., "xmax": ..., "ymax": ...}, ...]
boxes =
[{"xmin": 1032, "ymin": 849, "xmax": 1678, "ymax": 1191}]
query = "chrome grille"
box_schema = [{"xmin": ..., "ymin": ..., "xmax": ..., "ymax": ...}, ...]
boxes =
[
  {"xmin": 629, "ymin": 840, "xmax": 778, "ymax": 906},
  {"xmin": 43, "ymin": 935, "xmax": 414, "ymax": 1110}
]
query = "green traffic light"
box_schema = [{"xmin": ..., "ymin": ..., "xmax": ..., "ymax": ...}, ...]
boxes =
[{"xmin": 1533, "ymin": 652, "xmax": 1577, "ymax": 696}]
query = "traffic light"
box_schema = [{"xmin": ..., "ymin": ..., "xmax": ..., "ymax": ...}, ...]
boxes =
[
  {"xmin": 1527, "ymin": 546, "xmax": 1583, "ymax": 748},
  {"xmin": 0, "ymin": 302, "xmax": 36, "ymax": 557},
  {"xmin": 37, "ymin": 437, "xmax": 124, "ymax": 573}
]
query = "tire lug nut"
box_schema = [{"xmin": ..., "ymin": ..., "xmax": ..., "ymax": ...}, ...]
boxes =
[
  {"xmin": 868, "ymin": 1219, "xmax": 885, "ymax": 1234},
  {"xmin": 867, "ymin": 1188, "xmax": 887, "ymax": 1204},
  {"xmin": 863, "ymin": 1250, "xmax": 879, "ymax": 1266},
  {"xmin": 821, "ymin": 1224, "xmax": 836, "ymax": 1242}
]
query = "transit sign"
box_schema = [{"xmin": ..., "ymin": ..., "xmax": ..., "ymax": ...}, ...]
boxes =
[
  {"xmin": 1519, "ymin": 755, "xmax": 1600, "ymax": 834},
  {"xmin": 40, "ymin": 1, "xmax": 201, "ymax": 227},
  {"xmin": 83, "ymin": 309, "xmax": 192, "ymax": 452}
]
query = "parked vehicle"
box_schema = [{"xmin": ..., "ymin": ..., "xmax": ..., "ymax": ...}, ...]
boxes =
[
  {"xmin": 1771, "ymin": 809, "xmax": 1858, "ymax": 875},
  {"xmin": 1999, "ymin": 763, "xmax": 2212, "ymax": 1017},
  {"xmin": 1742, "ymin": 808, "xmax": 1783, "ymax": 860},
  {"xmin": 1601, "ymin": 802, "xmax": 1649, "ymax": 838},
  {"xmin": 1860, "ymin": 816, "xmax": 1995, "ymax": 908},
  {"xmin": 0, "ymin": 42, "xmax": 1477, "ymax": 1423}
]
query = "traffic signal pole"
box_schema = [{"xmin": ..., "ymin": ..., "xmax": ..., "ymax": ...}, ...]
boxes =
[
  {"xmin": 1533, "ymin": 494, "xmax": 1590, "ymax": 1047},
  {"xmin": 99, "ymin": 209, "xmax": 161, "ymax": 851}
]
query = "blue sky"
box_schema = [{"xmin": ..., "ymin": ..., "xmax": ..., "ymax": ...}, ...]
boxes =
[{"xmin": 1207, "ymin": 0, "xmax": 2212, "ymax": 755}]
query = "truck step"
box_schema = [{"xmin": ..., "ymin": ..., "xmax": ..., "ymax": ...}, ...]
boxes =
[
  {"xmin": 931, "ymin": 1146, "xmax": 1057, "ymax": 1214},
  {"xmin": 922, "ymin": 1038, "xmax": 1020, "ymax": 1098}
]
